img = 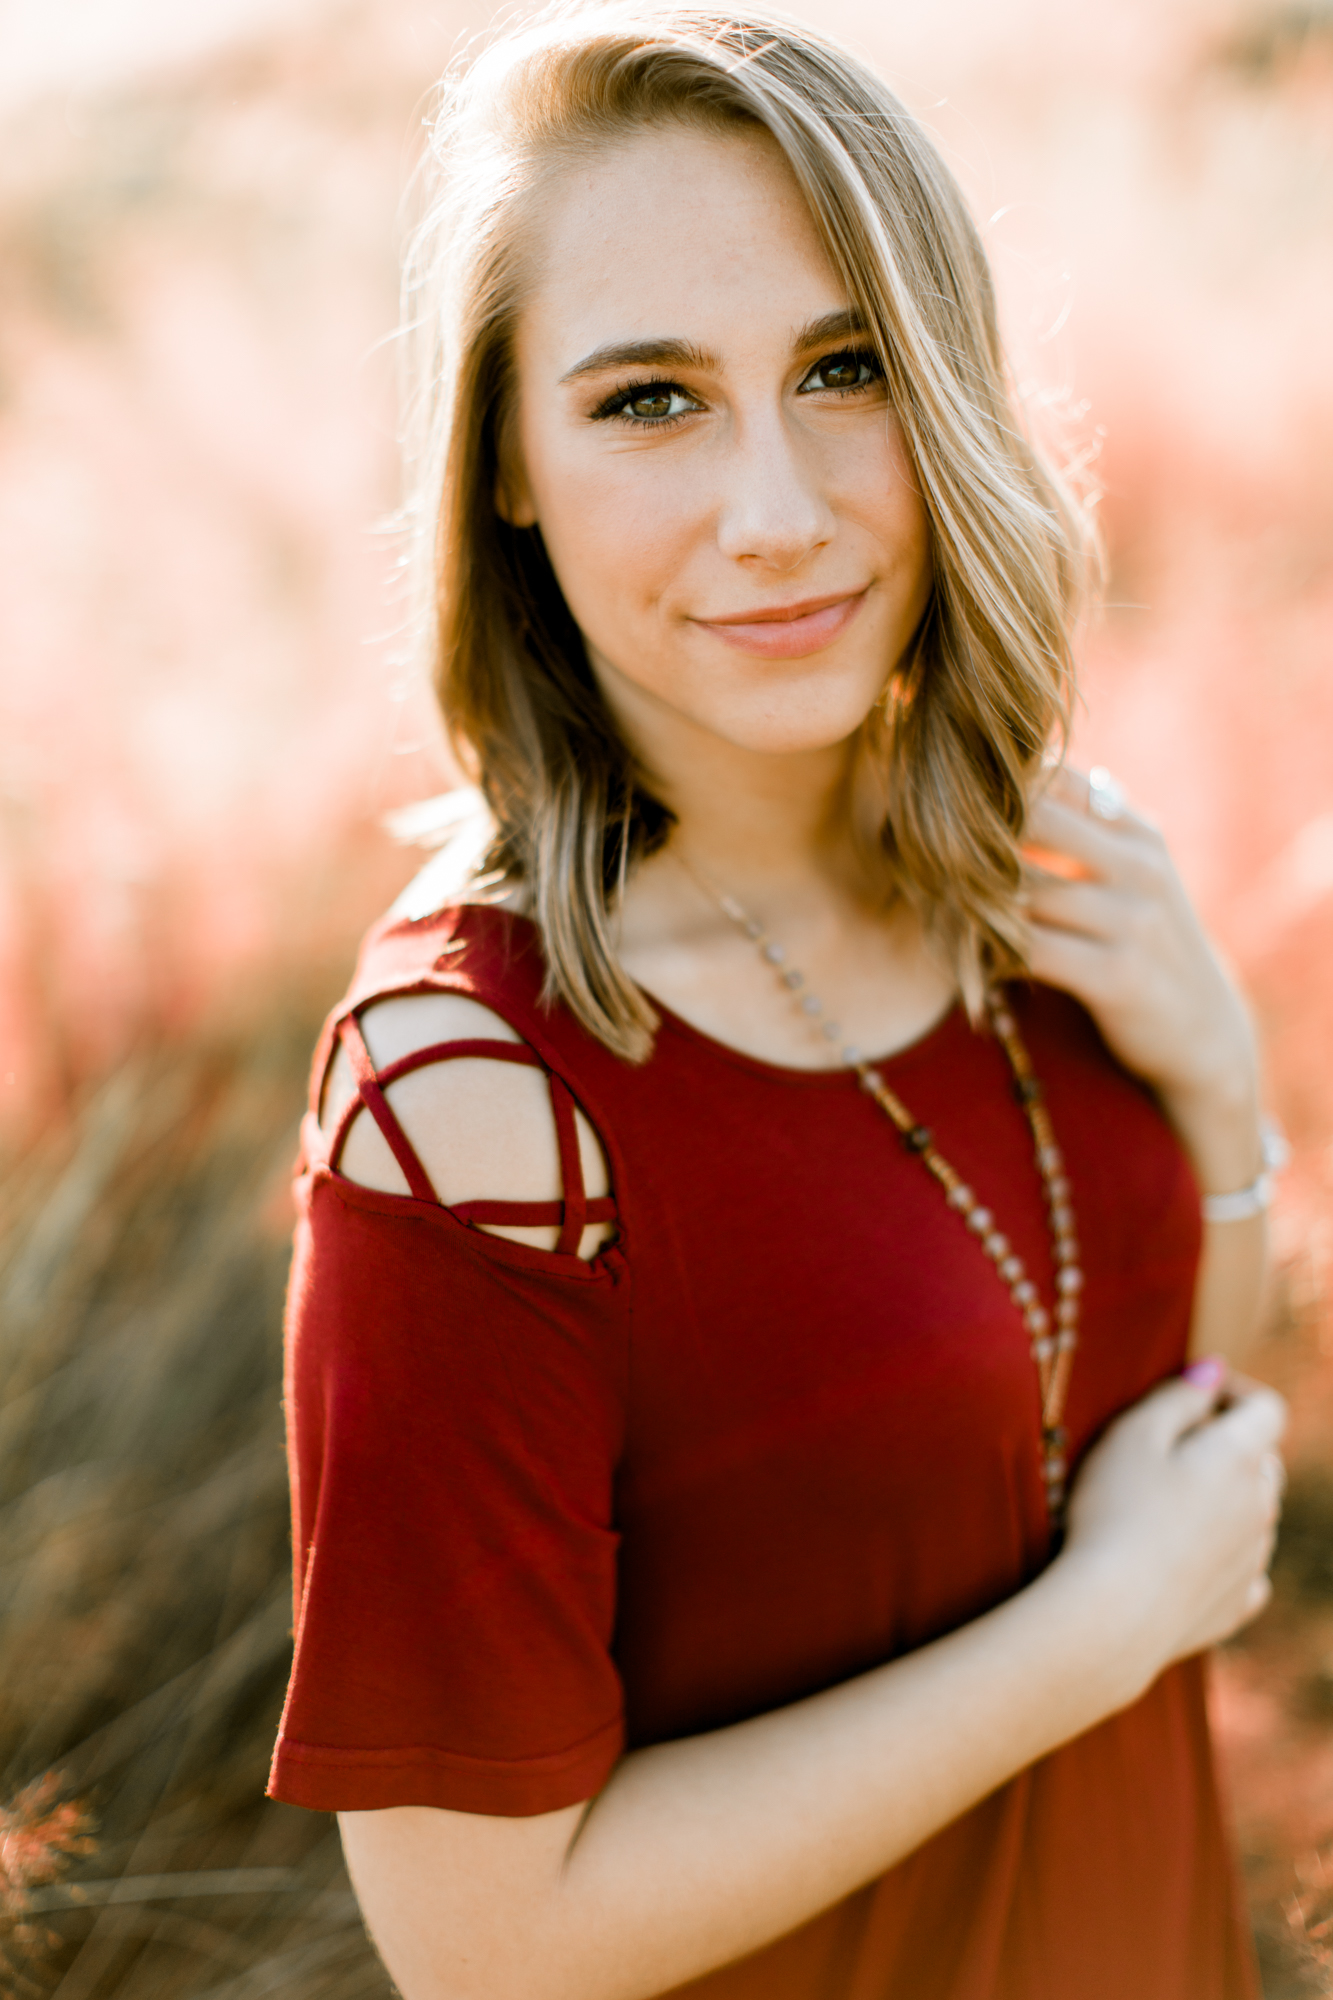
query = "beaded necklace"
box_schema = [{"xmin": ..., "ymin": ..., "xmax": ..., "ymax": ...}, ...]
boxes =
[{"xmin": 704, "ymin": 882, "xmax": 1082, "ymax": 1524}]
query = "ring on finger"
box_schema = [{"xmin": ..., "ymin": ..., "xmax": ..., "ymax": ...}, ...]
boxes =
[{"xmin": 1087, "ymin": 766, "xmax": 1126, "ymax": 823}]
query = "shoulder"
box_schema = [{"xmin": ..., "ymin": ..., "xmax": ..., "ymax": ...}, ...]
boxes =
[
  {"xmin": 341, "ymin": 895, "xmax": 544, "ymax": 1017},
  {"xmin": 317, "ymin": 909, "xmax": 614, "ymax": 1263}
]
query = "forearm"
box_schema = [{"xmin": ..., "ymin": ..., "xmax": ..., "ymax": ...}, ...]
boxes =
[
  {"xmin": 1159, "ymin": 1070, "xmax": 1269, "ymax": 1366},
  {"xmin": 348, "ymin": 1552, "xmax": 1144, "ymax": 2000},
  {"xmin": 1187, "ymin": 1214, "xmax": 1267, "ymax": 1365},
  {"xmin": 559, "ymin": 1557, "xmax": 1134, "ymax": 1996}
]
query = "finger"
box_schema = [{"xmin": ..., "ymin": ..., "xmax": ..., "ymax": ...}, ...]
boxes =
[
  {"xmin": 1260, "ymin": 1513, "xmax": 1280, "ymax": 1569},
  {"xmin": 1035, "ymin": 762, "xmax": 1096, "ymax": 814},
  {"xmin": 1021, "ymin": 920, "xmax": 1115, "ymax": 1003},
  {"xmin": 1019, "ymin": 838, "xmax": 1092, "ymax": 884},
  {"xmin": 1038, "ymin": 762, "xmax": 1154, "ymax": 831},
  {"xmin": 1133, "ymin": 1368, "xmax": 1233, "ymax": 1450},
  {"xmin": 1259, "ymin": 1451, "xmax": 1287, "ymax": 1513},
  {"xmin": 1243, "ymin": 1575, "xmax": 1272, "ymax": 1620},
  {"xmin": 1227, "ymin": 1370, "xmax": 1290, "ymax": 1413},
  {"xmin": 1027, "ymin": 795, "xmax": 1155, "ymax": 882},
  {"xmin": 1212, "ymin": 1383, "xmax": 1289, "ymax": 1454},
  {"xmin": 1021, "ymin": 876, "xmax": 1123, "ymax": 942},
  {"xmin": 1187, "ymin": 1396, "xmax": 1289, "ymax": 1479}
]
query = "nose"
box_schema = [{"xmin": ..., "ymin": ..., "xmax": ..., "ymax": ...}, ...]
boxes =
[{"xmin": 714, "ymin": 411, "xmax": 835, "ymax": 573}]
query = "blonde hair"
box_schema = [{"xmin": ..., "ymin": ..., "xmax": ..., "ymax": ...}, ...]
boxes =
[{"xmin": 403, "ymin": 2, "xmax": 1091, "ymax": 1060}]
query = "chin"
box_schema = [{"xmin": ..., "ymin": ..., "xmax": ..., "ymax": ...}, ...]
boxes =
[
  {"xmin": 591, "ymin": 641, "xmax": 884, "ymax": 760},
  {"xmin": 696, "ymin": 706, "xmax": 876, "ymax": 757},
  {"xmin": 697, "ymin": 676, "xmax": 885, "ymax": 755}
]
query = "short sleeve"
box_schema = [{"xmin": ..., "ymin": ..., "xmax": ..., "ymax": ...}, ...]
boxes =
[{"xmin": 268, "ymin": 1157, "xmax": 631, "ymax": 1816}]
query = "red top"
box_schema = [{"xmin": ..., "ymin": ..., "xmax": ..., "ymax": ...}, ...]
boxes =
[{"xmin": 270, "ymin": 902, "xmax": 1257, "ymax": 2000}]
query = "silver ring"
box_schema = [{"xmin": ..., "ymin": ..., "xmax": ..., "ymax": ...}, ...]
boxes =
[{"xmin": 1087, "ymin": 766, "xmax": 1126, "ymax": 822}]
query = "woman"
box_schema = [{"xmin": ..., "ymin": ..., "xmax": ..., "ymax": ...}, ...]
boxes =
[{"xmin": 268, "ymin": 8, "xmax": 1286, "ymax": 1996}]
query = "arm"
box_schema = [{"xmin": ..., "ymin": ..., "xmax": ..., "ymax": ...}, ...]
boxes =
[
  {"xmin": 1022, "ymin": 767, "xmax": 1269, "ymax": 1364},
  {"xmin": 341, "ymin": 1370, "xmax": 1283, "ymax": 2000}
]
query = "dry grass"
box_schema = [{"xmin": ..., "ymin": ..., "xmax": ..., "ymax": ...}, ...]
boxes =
[
  {"xmin": 1220, "ymin": 1464, "xmax": 1333, "ymax": 2000},
  {"xmin": 0, "ymin": 1020, "xmax": 390, "ymax": 1999}
]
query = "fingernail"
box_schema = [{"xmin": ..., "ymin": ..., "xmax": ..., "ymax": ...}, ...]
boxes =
[{"xmin": 1183, "ymin": 1357, "xmax": 1225, "ymax": 1390}]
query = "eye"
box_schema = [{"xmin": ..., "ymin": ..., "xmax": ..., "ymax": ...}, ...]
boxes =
[
  {"xmin": 592, "ymin": 379, "xmax": 701, "ymax": 426},
  {"xmin": 799, "ymin": 348, "xmax": 884, "ymax": 395}
]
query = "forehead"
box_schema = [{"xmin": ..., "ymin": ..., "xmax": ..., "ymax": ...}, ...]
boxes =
[{"xmin": 517, "ymin": 121, "xmax": 845, "ymax": 370}]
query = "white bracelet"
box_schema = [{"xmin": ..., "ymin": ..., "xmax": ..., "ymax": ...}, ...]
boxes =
[
  {"xmin": 1199, "ymin": 1118, "xmax": 1289, "ymax": 1225},
  {"xmin": 1200, "ymin": 1177, "xmax": 1272, "ymax": 1224}
]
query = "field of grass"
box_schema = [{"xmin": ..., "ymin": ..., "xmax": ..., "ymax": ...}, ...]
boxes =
[{"xmin": 0, "ymin": 1018, "xmax": 391, "ymax": 1998}]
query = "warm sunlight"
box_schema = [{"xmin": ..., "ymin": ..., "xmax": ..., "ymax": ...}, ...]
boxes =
[{"xmin": 0, "ymin": 2, "xmax": 1329, "ymax": 1992}]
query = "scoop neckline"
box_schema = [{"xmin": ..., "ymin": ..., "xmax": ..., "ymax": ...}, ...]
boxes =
[
  {"xmin": 451, "ymin": 901, "xmax": 966, "ymax": 1084},
  {"xmin": 642, "ymin": 983, "xmax": 965, "ymax": 1084}
]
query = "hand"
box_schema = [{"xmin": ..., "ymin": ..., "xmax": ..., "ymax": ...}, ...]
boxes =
[
  {"xmin": 1060, "ymin": 1363, "xmax": 1286, "ymax": 1691},
  {"xmin": 1022, "ymin": 765, "xmax": 1257, "ymax": 1114}
]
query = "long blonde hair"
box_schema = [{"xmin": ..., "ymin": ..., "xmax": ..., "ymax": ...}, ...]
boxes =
[{"xmin": 403, "ymin": 2, "xmax": 1091, "ymax": 1059}]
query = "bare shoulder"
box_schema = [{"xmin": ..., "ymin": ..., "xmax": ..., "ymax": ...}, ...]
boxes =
[{"xmin": 320, "ymin": 991, "xmax": 612, "ymax": 1260}]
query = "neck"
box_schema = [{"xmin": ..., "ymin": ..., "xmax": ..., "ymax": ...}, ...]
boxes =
[
  {"xmin": 610, "ymin": 689, "xmax": 876, "ymax": 915},
  {"xmin": 665, "ymin": 752, "xmax": 855, "ymax": 895},
  {"xmin": 599, "ymin": 682, "xmax": 955, "ymax": 1071}
]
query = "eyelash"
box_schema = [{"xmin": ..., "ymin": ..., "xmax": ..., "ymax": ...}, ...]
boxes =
[{"xmin": 589, "ymin": 346, "xmax": 885, "ymax": 430}]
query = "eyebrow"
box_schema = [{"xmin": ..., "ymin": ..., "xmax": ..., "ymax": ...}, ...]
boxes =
[
  {"xmin": 558, "ymin": 308, "xmax": 871, "ymax": 386},
  {"xmin": 559, "ymin": 338, "xmax": 717, "ymax": 384},
  {"xmin": 792, "ymin": 307, "xmax": 870, "ymax": 352}
]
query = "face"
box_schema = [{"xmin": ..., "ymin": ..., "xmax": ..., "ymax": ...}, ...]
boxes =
[{"xmin": 504, "ymin": 122, "xmax": 933, "ymax": 770}]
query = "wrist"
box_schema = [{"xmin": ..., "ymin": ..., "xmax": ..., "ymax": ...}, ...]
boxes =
[{"xmin": 1157, "ymin": 1067, "xmax": 1264, "ymax": 1199}]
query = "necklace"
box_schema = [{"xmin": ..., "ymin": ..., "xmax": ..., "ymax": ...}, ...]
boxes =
[{"xmin": 700, "ymin": 878, "xmax": 1081, "ymax": 1525}]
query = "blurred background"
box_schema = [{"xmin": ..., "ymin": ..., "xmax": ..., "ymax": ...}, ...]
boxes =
[{"xmin": 0, "ymin": 0, "xmax": 1329, "ymax": 1991}]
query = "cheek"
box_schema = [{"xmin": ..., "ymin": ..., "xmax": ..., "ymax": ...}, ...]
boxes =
[
  {"xmin": 534, "ymin": 453, "xmax": 694, "ymax": 625},
  {"xmin": 874, "ymin": 478, "xmax": 933, "ymax": 632},
  {"xmin": 855, "ymin": 431, "xmax": 929, "ymax": 559}
]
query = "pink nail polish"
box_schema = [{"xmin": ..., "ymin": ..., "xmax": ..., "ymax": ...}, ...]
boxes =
[{"xmin": 1183, "ymin": 1357, "xmax": 1224, "ymax": 1390}]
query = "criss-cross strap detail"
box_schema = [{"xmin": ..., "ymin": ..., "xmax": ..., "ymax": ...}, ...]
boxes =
[
  {"xmin": 549, "ymin": 1073, "xmax": 586, "ymax": 1254},
  {"xmin": 333, "ymin": 1014, "xmax": 439, "ymax": 1202},
  {"xmin": 375, "ymin": 1039, "xmax": 545, "ymax": 1089},
  {"xmin": 327, "ymin": 1013, "xmax": 615, "ymax": 1252},
  {"xmin": 450, "ymin": 1070, "xmax": 618, "ymax": 1252}
]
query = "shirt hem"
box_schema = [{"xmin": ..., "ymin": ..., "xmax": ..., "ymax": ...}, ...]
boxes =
[{"xmin": 267, "ymin": 1716, "xmax": 624, "ymax": 1816}]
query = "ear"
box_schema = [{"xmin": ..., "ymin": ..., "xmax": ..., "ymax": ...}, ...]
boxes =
[
  {"xmin": 494, "ymin": 464, "xmax": 537, "ymax": 528},
  {"xmin": 494, "ymin": 402, "xmax": 537, "ymax": 528}
]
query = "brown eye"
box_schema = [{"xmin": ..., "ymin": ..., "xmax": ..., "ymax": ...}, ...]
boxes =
[
  {"xmin": 801, "ymin": 349, "xmax": 882, "ymax": 394},
  {"xmin": 628, "ymin": 388, "xmax": 675, "ymax": 420},
  {"xmin": 822, "ymin": 355, "xmax": 863, "ymax": 389},
  {"xmin": 592, "ymin": 380, "xmax": 697, "ymax": 425}
]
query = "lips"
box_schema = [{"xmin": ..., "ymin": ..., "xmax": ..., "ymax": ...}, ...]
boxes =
[{"xmin": 693, "ymin": 589, "xmax": 868, "ymax": 660}]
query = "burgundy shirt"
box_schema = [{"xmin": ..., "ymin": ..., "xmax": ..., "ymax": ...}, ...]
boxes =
[{"xmin": 270, "ymin": 902, "xmax": 1256, "ymax": 2000}]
